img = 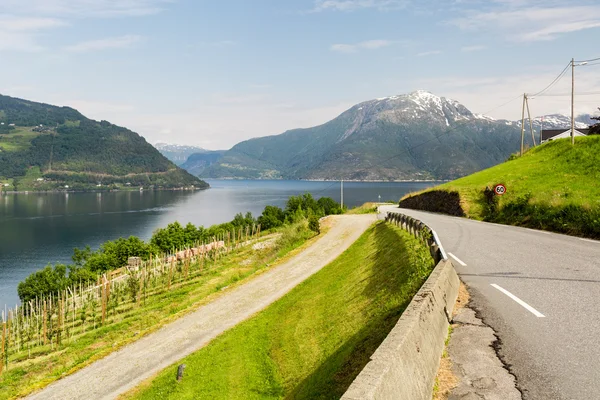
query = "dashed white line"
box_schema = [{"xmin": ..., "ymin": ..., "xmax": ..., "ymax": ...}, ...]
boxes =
[
  {"xmin": 448, "ymin": 252, "xmax": 467, "ymax": 267},
  {"xmin": 580, "ymin": 238, "xmax": 599, "ymax": 244},
  {"xmin": 491, "ymin": 284, "xmax": 546, "ymax": 318}
]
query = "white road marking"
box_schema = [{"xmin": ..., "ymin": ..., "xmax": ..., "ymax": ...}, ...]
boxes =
[
  {"xmin": 448, "ymin": 252, "xmax": 467, "ymax": 267},
  {"xmin": 580, "ymin": 238, "xmax": 599, "ymax": 244},
  {"xmin": 525, "ymin": 228, "xmax": 550, "ymax": 235},
  {"xmin": 491, "ymin": 284, "xmax": 546, "ymax": 318}
]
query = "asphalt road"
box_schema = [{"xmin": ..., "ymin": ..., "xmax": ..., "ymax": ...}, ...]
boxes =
[{"xmin": 381, "ymin": 206, "xmax": 600, "ymax": 400}]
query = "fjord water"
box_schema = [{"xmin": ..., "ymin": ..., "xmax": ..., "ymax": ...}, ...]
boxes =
[{"xmin": 0, "ymin": 180, "xmax": 437, "ymax": 308}]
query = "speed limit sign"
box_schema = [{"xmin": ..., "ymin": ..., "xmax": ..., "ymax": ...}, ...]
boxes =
[{"xmin": 494, "ymin": 184, "xmax": 507, "ymax": 196}]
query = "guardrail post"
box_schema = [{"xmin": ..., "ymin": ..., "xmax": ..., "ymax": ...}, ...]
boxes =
[{"xmin": 383, "ymin": 212, "xmax": 447, "ymax": 264}]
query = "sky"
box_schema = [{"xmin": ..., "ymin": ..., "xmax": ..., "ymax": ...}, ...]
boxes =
[{"xmin": 0, "ymin": 0, "xmax": 599, "ymax": 150}]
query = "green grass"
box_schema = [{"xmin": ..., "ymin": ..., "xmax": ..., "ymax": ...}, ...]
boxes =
[
  {"xmin": 0, "ymin": 127, "xmax": 43, "ymax": 152},
  {"xmin": 402, "ymin": 136, "xmax": 600, "ymax": 237},
  {"xmin": 0, "ymin": 223, "xmax": 316, "ymax": 400},
  {"xmin": 440, "ymin": 136, "xmax": 600, "ymax": 214},
  {"xmin": 346, "ymin": 202, "xmax": 379, "ymax": 214},
  {"xmin": 126, "ymin": 221, "xmax": 435, "ymax": 400}
]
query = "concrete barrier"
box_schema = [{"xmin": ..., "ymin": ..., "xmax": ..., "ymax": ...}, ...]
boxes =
[{"xmin": 342, "ymin": 216, "xmax": 460, "ymax": 400}]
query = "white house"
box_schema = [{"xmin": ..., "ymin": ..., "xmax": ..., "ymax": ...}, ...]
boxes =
[{"xmin": 541, "ymin": 128, "xmax": 590, "ymax": 143}]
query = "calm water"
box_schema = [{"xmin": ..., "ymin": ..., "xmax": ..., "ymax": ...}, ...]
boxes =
[{"xmin": 0, "ymin": 180, "xmax": 437, "ymax": 308}]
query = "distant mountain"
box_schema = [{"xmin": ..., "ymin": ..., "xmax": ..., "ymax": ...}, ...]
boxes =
[
  {"xmin": 181, "ymin": 151, "xmax": 226, "ymax": 176},
  {"xmin": 0, "ymin": 94, "xmax": 208, "ymax": 191},
  {"xmin": 154, "ymin": 143, "xmax": 210, "ymax": 166},
  {"xmin": 203, "ymin": 91, "xmax": 540, "ymax": 181},
  {"xmin": 516, "ymin": 113, "xmax": 591, "ymax": 130}
]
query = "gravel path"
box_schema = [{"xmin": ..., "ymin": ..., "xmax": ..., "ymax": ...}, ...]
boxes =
[{"xmin": 28, "ymin": 214, "xmax": 376, "ymax": 400}]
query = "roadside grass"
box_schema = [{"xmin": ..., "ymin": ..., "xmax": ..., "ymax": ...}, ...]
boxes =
[
  {"xmin": 401, "ymin": 136, "xmax": 600, "ymax": 237},
  {"xmin": 125, "ymin": 221, "xmax": 435, "ymax": 400},
  {"xmin": 0, "ymin": 127, "xmax": 43, "ymax": 152},
  {"xmin": 0, "ymin": 222, "xmax": 317, "ymax": 400},
  {"xmin": 346, "ymin": 202, "xmax": 380, "ymax": 214}
]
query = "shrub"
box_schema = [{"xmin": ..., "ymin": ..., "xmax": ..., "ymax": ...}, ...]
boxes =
[{"xmin": 308, "ymin": 215, "xmax": 321, "ymax": 234}]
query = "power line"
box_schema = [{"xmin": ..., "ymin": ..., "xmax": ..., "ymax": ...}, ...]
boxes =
[
  {"xmin": 533, "ymin": 91, "xmax": 600, "ymax": 97},
  {"xmin": 528, "ymin": 62, "xmax": 571, "ymax": 97},
  {"xmin": 575, "ymin": 56, "xmax": 600, "ymax": 63}
]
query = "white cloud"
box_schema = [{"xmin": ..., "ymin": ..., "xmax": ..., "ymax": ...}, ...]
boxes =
[
  {"xmin": 331, "ymin": 39, "xmax": 394, "ymax": 53},
  {"xmin": 415, "ymin": 66, "xmax": 600, "ymax": 120},
  {"xmin": 64, "ymin": 35, "xmax": 143, "ymax": 52},
  {"xmin": 449, "ymin": 3, "xmax": 600, "ymax": 42},
  {"xmin": 313, "ymin": 0, "xmax": 408, "ymax": 12},
  {"xmin": 461, "ymin": 45, "xmax": 486, "ymax": 52},
  {"xmin": 416, "ymin": 50, "xmax": 442, "ymax": 57},
  {"xmin": 0, "ymin": 1, "xmax": 169, "ymax": 51},
  {"xmin": 0, "ymin": 0, "xmax": 172, "ymax": 18},
  {"xmin": 0, "ymin": 15, "xmax": 66, "ymax": 52}
]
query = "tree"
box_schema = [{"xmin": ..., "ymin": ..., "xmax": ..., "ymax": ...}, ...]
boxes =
[
  {"xmin": 317, "ymin": 197, "xmax": 342, "ymax": 215},
  {"xmin": 590, "ymin": 108, "xmax": 600, "ymax": 135},
  {"xmin": 258, "ymin": 205, "xmax": 285, "ymax": 230},
  {"xmin": 18, "ymin": 264, "xmax": 70, "ymax": 303},
  {"xmin": 308, "ymin": 215, "xmax": 321, "ymax": 234}
]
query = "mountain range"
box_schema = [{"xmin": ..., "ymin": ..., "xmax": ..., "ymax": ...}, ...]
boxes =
[
  {"xmin": 153, "ymin": 143, "xmax": 214, "ymax": 166},
  {"xmin": 0, "ymin": 94, "xmax": 207, "ymax": 191},
  {"xmin": 194, "ymin": 91, "xmax": 596, "ymax": 181}
]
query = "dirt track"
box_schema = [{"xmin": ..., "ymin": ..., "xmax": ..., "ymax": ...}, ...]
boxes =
[{"xmin": 27, "ymin": 214, "xmax": 376, "ymax": 400}]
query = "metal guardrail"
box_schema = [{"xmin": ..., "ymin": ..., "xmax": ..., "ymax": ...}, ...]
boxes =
[{"xmin": 384, "ymin": 212, "xmax": 448, "ymax": 264}]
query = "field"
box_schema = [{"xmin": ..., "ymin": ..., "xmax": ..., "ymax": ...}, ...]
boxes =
[
  {"xmin": 0, "ymin": 127, "xmax": 45, "ymax": 153},
  {"xmin": 401, "ymin": 136, "xmax": 600, "ymax": 237},
  {"xmin": 125, "ymin": 221, "xmax": 435, "ymax": 400},
  {"xmin": 0, "ymin": 222, "xmax": 316, "ymax": 400}
]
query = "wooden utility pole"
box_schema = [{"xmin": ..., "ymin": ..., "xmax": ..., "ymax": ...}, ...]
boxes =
[
  {"xmin": 571, "ymin": 58, "xmax": 575, "ymax": 145},
  {"xmin": 525, "ymin": 95, "xmax": 536, "ymax": 146},
  {"xmin": 520, "ymin": 94, "xmax": 526, "ymax": 156},
  {"xmin": 340, "ymin": 179, "xmax": 344, "ymax": 209}
]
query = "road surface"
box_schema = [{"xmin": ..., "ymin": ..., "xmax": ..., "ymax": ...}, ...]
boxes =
[
  {"xmin": 27, "ymin": 214, "xmax": 376, "ymax": 400},
  {"xmin": 381, "ymin": 206, "xmax": 599, "ymax": 400}
]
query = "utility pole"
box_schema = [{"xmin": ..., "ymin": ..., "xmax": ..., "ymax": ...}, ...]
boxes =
[
  {"xmin": 525, "ymin": 95, "xmax": 536, "ymax": 146},
  {"xmin": 340, "ymin": 179, "xmax": 344, "ymax": 210},
  {"xmin": 520, "ymin": 93, "xmax": 526, "ymax": 156},
  {"xmin": 571, "ymin": 58, "xmax": 575, "ymax": 145}
]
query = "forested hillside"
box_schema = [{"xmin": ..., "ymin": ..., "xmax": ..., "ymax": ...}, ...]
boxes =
[{"xmin": 0, "ymin": 94, "xmax": 207, "ymax": 191}]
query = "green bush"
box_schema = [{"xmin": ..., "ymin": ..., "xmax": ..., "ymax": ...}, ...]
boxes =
[{"xmin": 308, "ymin": 215, "xmax": 321, "ymax": 234}]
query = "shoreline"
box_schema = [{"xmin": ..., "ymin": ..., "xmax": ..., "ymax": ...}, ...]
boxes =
[
  {"xmin": 0, "ymin": 186, "xmax": 208, "ymax": 195},
  {"xmin": 203, "ymin": 178, "xmax": 448, "ymax": 183}
]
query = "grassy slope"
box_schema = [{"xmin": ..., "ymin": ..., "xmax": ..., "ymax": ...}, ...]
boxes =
[
  {"xmin": 401, "ymin": 136, "xmax": 600, "ymax": 237},
  {"xmin": 0, "ymin": 223, "xmax": 315, "ymax": 400},
  {"xmin": 126, "ymin": 222, "xmax": 435, "ymax": 400},
  {"xmin": 439, "ymin": 136, "xmax": 600, "ymax": 216}
]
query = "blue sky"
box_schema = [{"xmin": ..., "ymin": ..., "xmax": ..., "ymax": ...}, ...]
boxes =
[{"xmin": 0, "ymin": 0, "xmax": 599, "ymax": 149}]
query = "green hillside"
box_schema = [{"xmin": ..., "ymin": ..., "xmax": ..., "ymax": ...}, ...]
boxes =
[
  {"xmin": 0, "ymin": 94, "xmax": 207, "ymax": 191},
  {"xmin": 400, "ymin": 136, "xmax": 600, "ymax": 238}
]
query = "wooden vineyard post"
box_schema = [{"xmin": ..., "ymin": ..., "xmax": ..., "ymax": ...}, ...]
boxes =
[
  {"xmin": 168, "ymin": 258, "xmax": 173, "ymax": 291},
  {"xmin": 1, "ymin": 312, "xmax": 6, "ymax": 374},
  {"xmin": 43, "ymin": 300, "xmax": 47, "ymax": 346},
  {"xmin": 101, "ymin": 276, "xmax": 107, "ymax": 325},
  {"xmin": 57, "ymin": 296, "xmax": 62, "ymax": 347}
]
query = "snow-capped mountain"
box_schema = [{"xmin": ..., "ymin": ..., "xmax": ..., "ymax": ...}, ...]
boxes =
[
  {"xmin": 515, "ymin": 114, "xmax": 590, "ymax": 130},
  {"xmin": 205, "ymin": 90, "xmax": 535, "ymax": 181},
  {"xmin": 154, "ymin": 143, "xmax": 209, "ymax": 166}
]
